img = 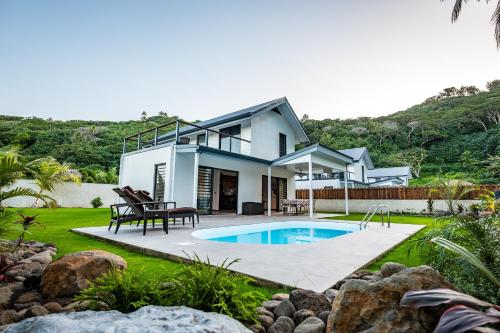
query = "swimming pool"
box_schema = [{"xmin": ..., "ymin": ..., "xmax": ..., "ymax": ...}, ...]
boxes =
[{"xmin": 191, "ymin": 221, "xmax": 360, "ymax": 245}]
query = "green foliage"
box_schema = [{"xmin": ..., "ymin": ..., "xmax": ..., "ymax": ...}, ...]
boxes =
[
  {"xmin": 169, "ymin": 254, "xmax": 265, "ymax": 323},
  {"xmin": 410, "ymin": 215, "xmax": 500, "ymax": 303},
  {"xmin": 75, "ymin": 268, "xmax": 169, "ymax": 313},
  {"xmin": 80, "ymin": 166, "xmax": 118, "ymax": 184},
  {"xmin": 91, "ymin": 197, "xmax": 103, "ymax": 208}
]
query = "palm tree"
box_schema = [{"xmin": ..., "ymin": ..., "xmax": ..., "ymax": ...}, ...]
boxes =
[
  {"xmin": 29, "ymin": 157, "xmax": 81, "ymax": 207},
  {"xmin": 446, "ymin": 0, "xmax": 500, "ymax": 48}
]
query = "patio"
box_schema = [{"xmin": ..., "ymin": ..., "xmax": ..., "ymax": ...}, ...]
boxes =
[{"xmin": 73, "ymin": 215, "xmax": 424, "ymax": 292}]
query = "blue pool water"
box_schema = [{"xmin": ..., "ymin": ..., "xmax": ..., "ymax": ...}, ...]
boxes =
[{"xmin": 192, "ymin": 221, "xmax": 358, "ymax": 245}]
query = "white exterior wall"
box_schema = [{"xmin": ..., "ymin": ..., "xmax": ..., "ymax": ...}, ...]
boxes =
[
  {"xmin": 251, "ymin": 111, "xmax": 296, "ymax": 161},
  {"xmin": 314, "ymin": 199, "xmax": 480, "ymax": 214},
  {"xmin": 172, "ymin": 152, "xmax": 195, "ymax": 208},
  {"xmin": 119, "ymin": 144, "xmax": 173, "ymax": 198},
  {"xmin": 351, "ymin": 159, "xmax": 369, "ymax": 183},
  {"xmin": 296, "ymin": 178, "xmax": 341, "ymax": 189},
  {"xmin": 4, "ymin": 180, "xmax": 117, "ymax": 208}
]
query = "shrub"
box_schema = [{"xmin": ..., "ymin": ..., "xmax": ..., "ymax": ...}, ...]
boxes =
[
  {"xmin": 90, "ymin": 197, "xmax": 103, "ymax": 208},
  {"xmin": 169, "ymin": 254, "xmax": 265, "ymax": 323},
  {"xmin": 75, "ymin": 269, "xmax": 169, "ymax": 313}
]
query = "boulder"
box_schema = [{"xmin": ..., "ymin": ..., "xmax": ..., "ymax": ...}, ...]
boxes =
[
  {"xmin": 324, "ymin": 289, "xmax": 338, "ymax": 302},
  {"xmin": 294, "ymin": 316, "xmax": 325, "ymax": 333},
  {"xmin": 273, "ymin": 299, "xmax": 295, "ymax": 318},
  {"xmin": 40, "ymin": 250, "xmax": 127, "ymax": 299},
  {"xmin": 0, "ymin": 283, "xmax": 23, "ymax": 310},
  {"xmin": 318, "ymin": 311, "xmax": 330, "ymax": 324},
  {"xmin": 248, "ymin": 324, "xmax": 266, "ymax": 333},
  {"xmin": 268, "ymin": 316, "xmax": 295, "ymax": 333},
  {"xmin": 256, "ymin": 306, "xmax": 274, "ymax": 318},
  {"xmin": 15, "ymin": 291, "xmax": 41, "ymax": 304},
  {"xmin": 28, "ymin": 250, "xmax": 53, "ymax": 266},
  {"xmin": 293, "ymin": 309, "xmax": 315, "ymax": 326},
  {"xmin": 327, "ymin": 265, "xmax": 454, "ymax": 333},
  {"xmin": 257, "ymin": 314, "xmax": 274, "ymax": 330},
  {"xmin": 379, "ymin": 262, "xmax": 406, "ymax": 278},
  {"xmin": 289, "ymin": 289, "xmax": 331, "ymax": 315},
  {"xmin": 3, "ymin": 306, "xmax": 251, "ymax": 333},
  {"xmin": 0, "ymin": 310, "xmax": 17, "ymax": 326},
  {"xmin": 271, "ymin": 293, "xmax": 289, "ymax": 301},
  {"xmin": 25, "ymin": 305, "xmax": 49, "ymax": 318},
  {"xmin": 262, "ymin": 300, "xmax": 281, "ymax": 312},
  {"xmin": 43, "ymin": 302, "xmax": 63, "ymax": 313}
]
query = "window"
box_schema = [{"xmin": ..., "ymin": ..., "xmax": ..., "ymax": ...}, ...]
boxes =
[
  {"xmin": 197, "ymin": 133, "xmax": 207, "ymax": 146},
  {"xmin": 219, "ymin": 125, "xmax": 241, "ymax": 153},
  {"xmin": 153, "ymin": 163, "xmax": 166, "ymax": 202},
  {"xmin": 361, "ymin": 166, "xmax": 365, "ymax": 182},
  {"xmin": 279, "ymin": 133, "xmax": 287, "ymax": 157}
]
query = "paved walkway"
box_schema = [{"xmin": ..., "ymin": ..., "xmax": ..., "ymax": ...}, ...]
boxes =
[{"xmin": 73, "ymin": 215, "xmax": 424, "ymax": 292}]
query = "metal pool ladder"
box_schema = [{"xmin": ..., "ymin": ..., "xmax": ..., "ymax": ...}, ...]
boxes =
[{"xmin": 359, "ymin": 204, "xmax": 391, "ymax": 229}]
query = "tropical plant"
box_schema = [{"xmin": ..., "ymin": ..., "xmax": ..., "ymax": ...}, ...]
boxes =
[
  {"xmin": 13, "ymin": 213, "xmax": 41, "ymax": 247},
  {"xmin": 410, "ymin": 215, "xmax": 500, "ymax": 302},
  {"xmin": 401, "ymin": 288, "xmax": 500, "ymax": 333},
  {"xmin": 80, "ymin": 166, "xmax": 118, "ymax": 184},
  {"xmin": 430, "ymin": 178, "xmax": 476, "ymax": 214},
  {"xmin": 479, "ymin": 191, "xmax": 496, "ymax": 213},
  {"xmin": 0, "ymin": 254, "xmax": 20, "ymax": 283},
  {"xmin": 169, "ymin": 254, "xmax": 265, "ymax": 323},
  {"xmin": 0, "ymin": 210, "xmax": 15, "ymax": 240},
  {"xmin": 75, "ymin": 268, "xmax": 169, "ymax": 313},
  {"xmin": 444, "ymin": 0, "xmax": 500, "ymax": 48},
  {"xmin": 90, "ymin": 197, "xmax": 103, "ymax": 208},
  {"xmin": 427, "ymin": 197, "xmax": 435, "ymax": 214},
  {"xmin": 28, "ymin": 157, "xmax": 81, "ymax": 207}
]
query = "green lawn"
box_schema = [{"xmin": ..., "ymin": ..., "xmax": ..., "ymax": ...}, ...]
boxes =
[
  {"xmin": 324, "ymin": 213, "xmax": 435, "ymax": 270},
  {"xmin": 7, "ymin": 208, "xmax": 285, "ymax": 298}
]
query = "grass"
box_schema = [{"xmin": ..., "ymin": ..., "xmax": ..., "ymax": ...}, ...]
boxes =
[
  {"xmin": 6, "ymin": 208, "xmax": 285, "ymax": 298},
  {"xmin": 324, "ymin": 213, "xmax": 436, "ymax": 271}
]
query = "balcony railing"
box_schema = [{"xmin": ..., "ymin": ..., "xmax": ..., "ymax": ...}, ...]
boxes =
[{"xmin": 122, "ymin": 119, "xmax": 251, "ymax": 154}]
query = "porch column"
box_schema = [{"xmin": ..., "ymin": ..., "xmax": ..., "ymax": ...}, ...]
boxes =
[
  {"xmin": 344, "ymin": 165, "xmax": 349, "ymax": 215},
  {"xmin": 308, "ymin": 155, "xmax": 314, "ymax": 218},
  {"xmin": 192, "ymin": 152, "xmax": 199, "ymax": 209},
  {"xmin": 267, "ymin": 166, "xmax": 272, "ymax": 216}
]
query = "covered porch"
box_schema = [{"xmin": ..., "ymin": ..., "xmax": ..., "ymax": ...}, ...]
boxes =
[{"xmin": 267, "ymin": 144, "xmax": 353, "ymax": 217}]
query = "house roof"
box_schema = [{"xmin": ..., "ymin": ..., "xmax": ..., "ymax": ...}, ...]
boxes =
[
  {"xmin": 272, "ymin": 143, "xmax": 353, "ymax": 166},
  {"xmin": 157, "ymin": 97, "xmax": 309, "ymax": 143},
  {"xmin": 367, "ymin": 166, "xmax": 412, "ymax": 178},
  {"xmin": 368, "ymin": 177, "xmax": 405, "ymax": 186},
  {"xmin": 338, "ymin": 147, "xmax": 374, "ymax": 169}
]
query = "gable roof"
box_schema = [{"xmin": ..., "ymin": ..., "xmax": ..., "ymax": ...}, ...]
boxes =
[
  {"xmin": 338, "ymin": 147, "xmax": 374, "ymax": 169},
  {"xmin": 272, "ymin": 143, "xmax": 353, "ymax": 166},
  {"xmin": 367, "ymin": 166, "xmax": 412, "ymax": 179},
  {"xmin": 157, "ymin": 97, "xmax": 309, "ymax": 143}
]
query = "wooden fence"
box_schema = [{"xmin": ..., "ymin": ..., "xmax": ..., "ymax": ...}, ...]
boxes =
[{"xmin": 296, "ymin": 185, "xmax": 500, "ymax": 200}]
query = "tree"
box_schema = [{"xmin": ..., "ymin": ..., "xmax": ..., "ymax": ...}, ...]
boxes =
[
  {"xmin": 446, "ymin": 0, "xmax": 500, "ymax": 48},
  {"xmin": 486, "ymin": 79, "xmax": 500, "ymax": 91},
  {"xmin": 430, "ymin": 178, "xmax": 476, "ymax": 213},
  {"xmin": 390, "ymin": 148, "xmax": 428, "ymax": 177},
  {"xmin": 484, "ymin": 155, "xmax": 500, "ymax": 178},
  {"xmin": 29, "ymin": 157, "xmax": 81, "ymax": 207},
  {"xmin": 140, "ymin": 111, "xmax": 148, "ymax": 121}
]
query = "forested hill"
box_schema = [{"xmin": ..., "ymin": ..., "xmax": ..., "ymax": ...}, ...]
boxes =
[{"xmin": 1, "ymin": 81, "xmax": 499, "ymax": 184}]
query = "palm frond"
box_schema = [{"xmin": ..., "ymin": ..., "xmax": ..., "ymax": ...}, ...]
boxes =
[
  {"xmin": 493, "ymin": 0, "xmax": 500, "ymax": 47},
  {"xmin": 431, "ymin": 237, "xmax": 500, "ymax": 287},
  {"xmin": 0, "ymin": 187, "xmax": 54, "ymax": 207}
]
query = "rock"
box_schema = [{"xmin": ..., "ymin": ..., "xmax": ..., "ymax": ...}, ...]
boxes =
[
  {"xmin": 0, "ymin": 283, "xmax": 23, "ymax": 310},
  {"xmin": 0, "ymin": 310, "xmax": 17, "ymax": 326},
  {"xmin": 41, "ymin": 250, "xmax": 127, "ymax": 299},
  {"xmin": 63, "ymin": 300, "xmax": 91, "ymax": 312},
  {"xmin": 294, "ymin": 316, "xmax": 325, "ymax": 333},
  {"xmin": 289, "ymin": 289, "xmax": 331, "ymax": 315},
  {"xmin": 25, "ymin": 305, "xmax": 49, "ymax": 318},
  {"xmin": 28, "ymin": 250, "xmax": 53, "ymax": 266},
  {"xmin": 379, "ymin": 262, "xmax": 406, "ymax": 278},
  {"xmin": 256, "ymin": 306, "xmax": 274, "ymax": 318},
  {"xmin": 268, "ymin": 316, "xmax": 295, "ymax": 333},
  {"xmin": 3, "ymin": 305, "xmax": 251, "ymax": 332},
  {"xmin": 15, "ymin": 291, "xmax": 42, "ymax": 304},
  {"xmin": 273, "ymin": 299, "xmax": 295, "ymax": 318},
  {"xmin": 17, "ymin": 261, "xmax": 44, "ymax": 278},
  {"xmin": 293, "ymin": 309, "xmax": 315, "ymax": 326},
  {"xmin": 43, "ymin": 302, "xmax": 63, "ymax": 313},
  {"xmin": 257, "ymin": 314, "xmax": 274, "ymax": 330},
  {"xmin": 22, "ymin": 276, "xmax": 40, "ymax": 291},
  {"xmin": 13, "ymin": 302, "xmax": 40, "ymax": 311},
  {"xmin": 263, "ymin": 300, "xmax": 281, "ymax": 312},
  {"xmin": 249, "ymin": 324, "xmax": 266, "ymax": 333},
  {"xmin": 318, "ymin": 311, "xmax": 330, "ymax": 324},
  {"xmin": 324, "ymin": 289, "xmax": 338, "ymax": 302},
  {"xmin": 327, "ymin": 265, "xmax": 454, "ymax": 333},
  {"xmin": 271, "ymin": 293, "xmax": 289, "ymax": 301}
]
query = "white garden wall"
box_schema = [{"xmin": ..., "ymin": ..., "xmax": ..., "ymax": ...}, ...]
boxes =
[
  {"xmin": 315, "ymin": 199, "xmax": 480, "ymax": 214},
  {"xmin": 3, "ymin": 180, "xmax": 117, "ymax": 208}
]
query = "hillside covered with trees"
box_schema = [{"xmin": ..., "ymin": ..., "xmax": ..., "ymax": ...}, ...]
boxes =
[{"xmin": 1, "ymin": 81, "xmax": 499, "ymax": 185}]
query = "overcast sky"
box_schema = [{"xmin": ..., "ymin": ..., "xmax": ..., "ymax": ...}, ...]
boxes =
[{"xmin": 1, "ymin": 0, "xmax": 499, "ymax": 121}]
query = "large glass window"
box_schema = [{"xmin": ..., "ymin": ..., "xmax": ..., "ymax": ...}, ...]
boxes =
[{"xmin": 219, "ymin": 125, "xmax": 241, "ymax": 153}]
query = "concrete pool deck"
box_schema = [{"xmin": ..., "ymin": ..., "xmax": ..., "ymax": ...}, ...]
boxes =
[{"xmin": 72, "ymin": 215, "xmax": 424, "ymax": 292}]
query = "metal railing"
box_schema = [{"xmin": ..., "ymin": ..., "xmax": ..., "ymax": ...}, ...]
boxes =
[
  {"xmin": 359, "ymin": 204, "xmax": 391, "ymax": 229},
  {"xmin": 122, "ymin": 119, "xmax": 251, "ymax": 154}
]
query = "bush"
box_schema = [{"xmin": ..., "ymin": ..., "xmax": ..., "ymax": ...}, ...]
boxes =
[
  {"xmin": 90, "ymin": 197, "xmax": 103, "ymax": 208},
  {"xmin": 75, "ymin": 269, "xmax": 169, "ymax": 313},
  {"xmin": 169, "ymin": 254, "xmax": 265, "ymax": 323}
]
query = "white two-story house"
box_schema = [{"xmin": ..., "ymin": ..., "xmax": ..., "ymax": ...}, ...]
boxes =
[{"xmin": 119, "ymin": 98, "xmax": 353, "ymax": 216}]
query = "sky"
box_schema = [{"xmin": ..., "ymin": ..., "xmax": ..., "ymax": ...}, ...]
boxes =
[{"xmin": 0, "ymin": 0, "xmax": 499, "ymax": 122}]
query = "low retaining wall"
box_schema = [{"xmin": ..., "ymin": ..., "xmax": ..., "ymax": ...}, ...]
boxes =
[
  {"xmin": 4, "ymin": 180, "xmax": 118, "ymax": 208},
  {"xmin": 315, "ymin": 199, "xmax": 480, "ymax": 214}
]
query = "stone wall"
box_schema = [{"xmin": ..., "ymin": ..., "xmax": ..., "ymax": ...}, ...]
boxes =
[{"xmin": 3, "ymin": 180, "xmax": 117, "ymax": 208}]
